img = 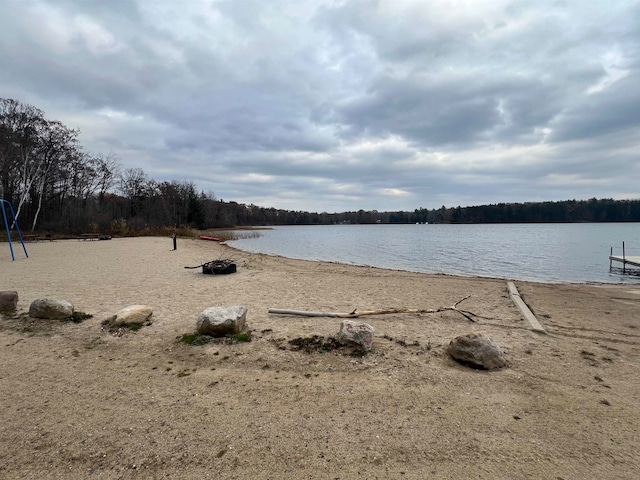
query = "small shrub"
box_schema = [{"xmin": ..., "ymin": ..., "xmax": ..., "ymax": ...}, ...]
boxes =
[
  {"xmin": 110, "ymin": 218, "xmax": 128, "ymax": 236},
  {"xmin": 230, "ymin": 332, "xmax": 252, "ymax": 342}
]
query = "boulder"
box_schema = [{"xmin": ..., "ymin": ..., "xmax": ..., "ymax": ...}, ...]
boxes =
[
  {"xmin": 337, "ymin": 319, "xmax": 375, "ymax": 351},
  {"xmin": 29, "ymin": 298, "xmax": 74, "ymax": 319},
  {"xmin": 108, "ymin": 305, "xmax": 153, "ymax": 327},
  {"xmin": 448, "ymin": 332, "xmax": 508, "ymax": 370},
  {"xmin": 0, "ymin": 291, "xmax": 19, "ymax": 312},
  {"xmin": 197, "ymin": 305, "xmax": 247, "ymax": 337}
]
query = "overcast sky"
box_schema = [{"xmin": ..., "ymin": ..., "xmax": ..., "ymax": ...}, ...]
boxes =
[{"xmin": 1, "ymin": 0, "xmax": 639, "ymax": 212}]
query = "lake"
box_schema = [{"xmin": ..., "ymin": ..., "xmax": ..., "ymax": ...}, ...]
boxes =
[{"xmin": 228, "ymin": 223, "xmax": 640, "ymax": 284}]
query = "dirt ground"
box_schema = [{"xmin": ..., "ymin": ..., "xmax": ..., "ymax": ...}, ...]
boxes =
[{"xmin": 1, "ymin": 237, "xmax": 639, "ymax": 479}]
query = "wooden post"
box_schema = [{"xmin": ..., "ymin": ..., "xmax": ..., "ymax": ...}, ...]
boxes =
[
  {"xmin": 623, "ymin": 241, "xmax": 626, "ymax": 273},
  {"xmin": 172, "ymin": 233, "xmax": 177, "ymax": 251},
  {"xmin": 610, "ymin": 246, "xmax": 613, "ymax": 270}
]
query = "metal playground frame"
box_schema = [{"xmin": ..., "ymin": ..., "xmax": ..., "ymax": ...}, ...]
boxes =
[{"xmin": 1, "ymin": 199, "xmax": 28, "ymax": 261}]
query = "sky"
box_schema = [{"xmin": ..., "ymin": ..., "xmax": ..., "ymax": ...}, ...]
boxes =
[{"xmin": 1, "ymin": 0, "xmax": 639, "ymax": 213}]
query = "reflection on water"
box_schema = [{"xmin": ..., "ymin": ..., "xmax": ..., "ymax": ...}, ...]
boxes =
[{"xmin": 229, "ymin": 223, "xmax": 640, "ymax": 284}]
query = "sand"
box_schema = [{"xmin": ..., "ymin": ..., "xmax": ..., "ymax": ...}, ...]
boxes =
[{"xmin": 1, "ymin": 236, "xmax": 639, "ymax": 479}]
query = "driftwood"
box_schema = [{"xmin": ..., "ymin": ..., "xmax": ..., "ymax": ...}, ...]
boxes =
[{"xmin": 268, "ymin": 295, "xmax": 477, "ymax": 322}]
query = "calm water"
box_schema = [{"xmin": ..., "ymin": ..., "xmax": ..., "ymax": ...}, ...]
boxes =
[{"xmin": 228, "ymin": 223, "xmax": 640, "ymax": 284}]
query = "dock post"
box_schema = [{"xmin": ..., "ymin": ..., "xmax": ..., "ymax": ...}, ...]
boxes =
[{"xmin": 610, "ymin": 246, "xmax": 613, "ymax": 270}]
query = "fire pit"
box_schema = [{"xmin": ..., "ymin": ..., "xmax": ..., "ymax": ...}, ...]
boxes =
[{"xmin": 202, "ymin": 259, "xmax": 237, "ymax": 275}]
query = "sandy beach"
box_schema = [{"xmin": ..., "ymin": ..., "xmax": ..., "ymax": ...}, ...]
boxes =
[{"xmin": 1, "ymin": 236, "xmax": 639, "ymax": 479}]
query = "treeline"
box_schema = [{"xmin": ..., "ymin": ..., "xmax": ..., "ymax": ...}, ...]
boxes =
[
  {"xmin": 315, "ymin": 198, "xmax": 640, "ymax": 224},
  {"xmin": 0, "ymin": 97, "xmax": 288, "ymax": 234},
  {"xmin": 411, "ymin": 198, "xmax": 640, "ymax": 224},
  {"xmin": 1, "ymin": 98, "xmax": 639, "ymax": 235}
]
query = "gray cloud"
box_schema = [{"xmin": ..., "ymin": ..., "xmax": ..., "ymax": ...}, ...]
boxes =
[{"xmin": 1, "ymin": 0, "xmax": 639, "ymax": 212}]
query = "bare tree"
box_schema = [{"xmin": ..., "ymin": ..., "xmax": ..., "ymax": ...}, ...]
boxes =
[
  {"xmin": 119, "ymin": 167, "xmax": 151, "ymax": 218},
  {"xmin": 30, "ymin": 120, "xmax": 80, "ymax": 231},
  {"xmin": 0, "ymin": 99, "xmax": 47, "ymax": 224},
  {"xmin": 95, "ymin": 152, "xmax": 120, "ymax": 202}
]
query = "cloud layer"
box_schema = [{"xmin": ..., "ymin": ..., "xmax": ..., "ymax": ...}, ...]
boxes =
[{"xmin": 2, "ymin": 0, "xmax": 639, "ymax": 212}]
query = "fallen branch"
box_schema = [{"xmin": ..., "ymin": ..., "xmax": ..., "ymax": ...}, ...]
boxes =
[
  {"xmin": 184, "ymin": 263, "xmax": 207, "ymax": 269},
  {"xmin": 268, "ymin": 295, "xmax": 477, "ymax": 322}
]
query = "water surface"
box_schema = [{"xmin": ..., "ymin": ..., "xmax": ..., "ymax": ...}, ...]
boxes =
[{"xmin": 229, "ymin": 223, "xmax": 640, "ymax": 284}]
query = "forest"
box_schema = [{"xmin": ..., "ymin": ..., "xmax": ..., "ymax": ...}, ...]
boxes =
[{"xmin": 1, "ymin": 97, "xmax": 639, "ymax": 236}]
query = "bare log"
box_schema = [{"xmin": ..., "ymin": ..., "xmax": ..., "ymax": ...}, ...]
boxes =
[
  {"xmin": 268, "ymin": 296, "xmax": 476, "ymax": 322},
  {"xmin": 268, "ymin": 309, "xmax": 346, "ymax": 318}
]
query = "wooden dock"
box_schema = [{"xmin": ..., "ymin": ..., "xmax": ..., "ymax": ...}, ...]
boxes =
[
  {"xmin": 609, "ymin": 242, "xmax": 640, "ymax": 272},
  {"xmin": 609, "ymin": 255, "xmax": 640, "ymax": 269}
]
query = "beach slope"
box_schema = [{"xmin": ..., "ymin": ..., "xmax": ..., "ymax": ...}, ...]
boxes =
[{"xmin": 1, "ymin": 237, "xmax": 639, "ymax": 479}]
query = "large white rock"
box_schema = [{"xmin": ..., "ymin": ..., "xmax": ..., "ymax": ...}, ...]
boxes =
[
  {"xmin": 337, "ymin": 319, "xmax": 375, "ymax": 351},
  {"xmin": 448, "ymin": 332, "xmax": 508, "ymax": 370},
  {"xmin": 197, "ymin": 305, "xmax": 247, "ymax": 337},
  {"xmin": 29, "ymin": 298, "xmax": 74, "ymax": 319},
  {"xmin": 109, "ymin": 305, "xmax": 153, "ymax": 326}
]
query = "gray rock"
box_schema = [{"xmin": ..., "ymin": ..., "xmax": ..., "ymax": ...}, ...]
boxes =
[
  {"xmin": 0, "ymin": 291, "xmax": 19, "ymax": 312},
  {"xmin": 197, "ymin": 305, "xmax": 247, "ymax": 337},
  {"xmin": 337, "ymin": 319, "xmax": 375, "ymax": 351},
  {"xmin": 29, "ymin": 298, "xmax": 74, "ymax": 319},
  {"xmin": 108, "ymin": 305, "xmax": 153, "ymax": 326},
  {"xmin": 448, "ymin": 332, "xmax": 508, "ymax": 370}
]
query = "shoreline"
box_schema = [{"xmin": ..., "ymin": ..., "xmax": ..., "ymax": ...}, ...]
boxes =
[
  {"xmin": 224, "ymin": 241, "xmax": 637, "ymax": 287},
  {"xmin": 1, "ymin": 237, "xmax": 639, "ymax": 479},
  {"xmin": 224, "ymin": 223, "xmax": 640, "ymax": 286},
  {"xmin": 5, "ymin": 230, "xmax": 639, "ymax": 285}
]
